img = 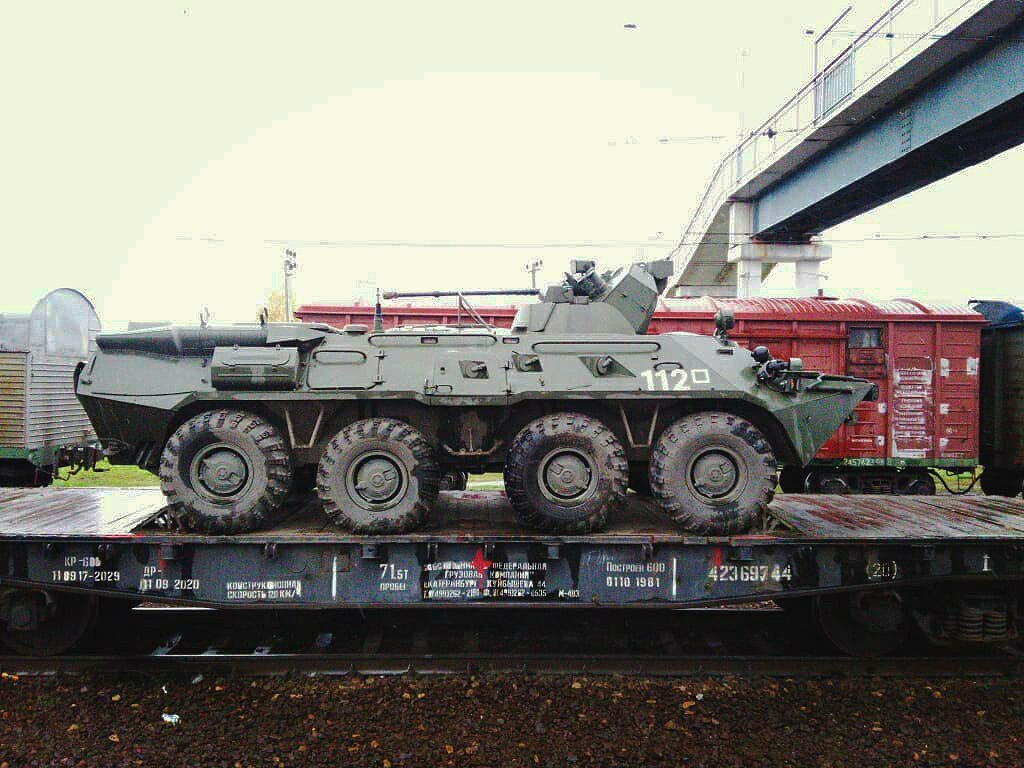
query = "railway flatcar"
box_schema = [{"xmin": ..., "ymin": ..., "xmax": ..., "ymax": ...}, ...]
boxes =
[
  {"xmin": 0, "ymin": 289, "xmax": 102, "ymax": 486},
  {"xmin": 297, "ymin": 296, "xmax": 986, "ymax": 494}
]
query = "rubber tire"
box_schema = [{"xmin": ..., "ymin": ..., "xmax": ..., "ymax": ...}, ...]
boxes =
[
  {"xmin": 317, "ymin": 418, "xmax": 439, "ymax": 534},
  {"xmin": 650, "ymin": 412, "xmax": 777, "ymax": 535},
  {"xmin": 160, "ymin": 409, "xmax": 292, "ymax": 535},
  {"xmin": 980, "ymin": 468, "xmax": 1024, "ymax": 497},
  {"xmin": 504, "ymin": 412, "xmax": 627, "ymax": 533}
]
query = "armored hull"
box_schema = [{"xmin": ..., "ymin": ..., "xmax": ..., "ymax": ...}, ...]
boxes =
[{"xmin": 77, "ymin": 261, "xmax": 875, "ymax": 536}]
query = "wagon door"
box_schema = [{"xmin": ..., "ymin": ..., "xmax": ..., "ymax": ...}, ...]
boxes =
[
  {"xmin": 845, "ymin": 326, "xmax": 888, "ymax": 462},
  {"xmin": 935, "ymin": 323, "xmax": 981, "ymax": 465},
  {"xmin": 889, "ymin": 324, "xmax": 936, "ymax": 461}
]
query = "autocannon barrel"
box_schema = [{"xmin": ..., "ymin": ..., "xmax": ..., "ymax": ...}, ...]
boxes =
[{"xmin": 382, "ymin": 289, "xmax": 539, "ymax": 300}]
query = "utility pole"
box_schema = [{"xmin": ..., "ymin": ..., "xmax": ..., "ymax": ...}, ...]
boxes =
[
  {"xmin": 283, "ymin": 249, "xmax": 297, "ymax": 321},
  {"xmin": 525, "ymin": 259, "xmax": 543, "ymax": 290}
]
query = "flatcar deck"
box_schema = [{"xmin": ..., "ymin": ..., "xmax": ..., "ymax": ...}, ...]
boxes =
[
  {"xmin": 2, "ymin": 487, "xmax": 1024, "ymax": 543},
  {"xmin": 2, "ymin": 488, "xmax": 1024, "ymax": 611}
]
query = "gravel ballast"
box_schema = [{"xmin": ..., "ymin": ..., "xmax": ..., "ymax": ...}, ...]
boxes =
[{"xmin": 0, "ymin": 672, "xmax": 1020, "ymax": 767}]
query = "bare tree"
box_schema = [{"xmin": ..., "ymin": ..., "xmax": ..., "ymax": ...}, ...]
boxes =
[{"xmin": 265, "ymin": 290, "xmax": 288, "ymax": 322}]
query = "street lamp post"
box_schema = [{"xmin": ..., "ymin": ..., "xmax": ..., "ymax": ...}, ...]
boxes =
[
  {"xmin": 283, "ymin": 249, "xmax": 297, "ymax": 321},
  {"xmin": 525, "ymin": 259, "xmax": 543, "ymax": 291}
]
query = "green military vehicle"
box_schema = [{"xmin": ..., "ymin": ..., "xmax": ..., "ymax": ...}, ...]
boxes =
[{"xmin": 76, "ymin": 260, "xmax": 875, "ymax": 536}]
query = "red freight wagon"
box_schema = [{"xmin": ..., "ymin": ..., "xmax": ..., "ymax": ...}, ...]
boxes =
[{"xmin": 296, "ymin": 297, "xmax": 985, "ymax": 494}]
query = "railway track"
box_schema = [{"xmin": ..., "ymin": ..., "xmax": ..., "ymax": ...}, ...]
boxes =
[{"xmin": 2, "ymin": 606, "xmax": 1020, "ymax": 678}]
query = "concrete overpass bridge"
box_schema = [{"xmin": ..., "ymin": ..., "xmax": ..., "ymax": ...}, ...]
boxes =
[{"xmin": 670, "ymin": 0, "xmax": 1024, "ymax": 298}]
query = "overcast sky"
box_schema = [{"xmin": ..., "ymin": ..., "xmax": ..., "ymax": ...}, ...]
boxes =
[{"xmin": 2, "ymin": 1, "xmax": 1021, "ymax": 329}]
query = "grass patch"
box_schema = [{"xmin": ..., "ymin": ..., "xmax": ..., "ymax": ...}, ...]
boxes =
[
  {"xmin": 53, "ymin": 460, "xmax": 158, "ymax": 488},
  {"xmin": 468, "ymin": 472, "xmax": 504, "ymax": 490}
]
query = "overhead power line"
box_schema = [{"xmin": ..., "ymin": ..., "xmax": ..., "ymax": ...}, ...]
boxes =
[{"xmin": 171, "ymin": 232, "xmax": 1024, "ymax": 251}]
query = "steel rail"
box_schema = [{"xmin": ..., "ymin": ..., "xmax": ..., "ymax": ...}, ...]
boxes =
[{"xmin": 2, "ymin": 652, "xmax": 1022, "ymax": 678}]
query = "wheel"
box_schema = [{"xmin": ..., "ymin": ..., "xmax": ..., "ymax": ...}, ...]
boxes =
[
  {"xmin": 0, "ymin": 591, "xmax": 97, "ymax": 656},
  {"xmin": 895, "ymin": 470, "xmax": 936, "ymax": 495},
  {"xmin": 159, "ymin": 409, "xmax": 293, "ymax": 534},
  {"xmin": 628, "ymin": 463, "xmax": 652, "ymax": 497},
  {"xmin": 649, "ymin": 412, "xmax": 777, "ymax": 535},
  {"xmin": 980, "ymin": 468, "xmax": 1023, "ymax": 497},
  {"xmin": 778, "ymin": 466, "xmax": 807, "ymax": 494},
  {"xmin": 815, "ymin": 591, "xmax": 909, "ymax": 657},
  {"xmin": 808, "ymin": 471, "xmax": 851, "ymax": 495},
  {"xmin": 317, "ymin": 418, "xmax": 439, "ymax": 534},
  {"xmin": 504, "ymin": 412, "xmax": 627, "ymax": 533},
  {"xmin": 439, "ymin": 470, "xmax": 468, "ymax": 491}
]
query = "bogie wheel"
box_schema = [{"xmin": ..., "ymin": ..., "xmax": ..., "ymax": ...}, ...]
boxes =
[
  {"xmin": 504, "ymin": 413, "xmax": 628, "ymax": 533},
  {"xmin": 895, "ymin": 470, "xmax": 936, "ymax": 495},
  {"xmin": 650, "ymin": 412, "xmax": 777, "ymax": 535},
  {"xmin": 160, "ymin": 409, "xmax": 293, "ymax": 534},
  {"xmin": 980, "ymin": 468, "xmax": 1024, "ymax": 497},
  {"xmin": 439, "ymin": 470, "xmax": 469, "ymax": 492},
  {"xmin": 815, "ymin": 591, "xmax": 909, "ymax": 657},
  {"xmin": 0, "ymin": 590, "xmax": 98, "ymax": 656},
  {"xmin": 807, "ymin": 471, "xmax": 852, "ymax": 495},
  {"xmin": 317, "ymin": 418, "xmax": 439, "ymax": 534}
]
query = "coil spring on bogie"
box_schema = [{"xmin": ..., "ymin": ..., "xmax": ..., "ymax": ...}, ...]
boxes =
[
  {"xmin": 958, "ymin": 604, "xmax": 985, "ymax": 642},
  {"xmin": 984, "ymin": 609, "xmax": 1008, "ymax": 641},
  {"xmin": 944, "ymin": 600, "xmax": 1011, "ymax": 642}
]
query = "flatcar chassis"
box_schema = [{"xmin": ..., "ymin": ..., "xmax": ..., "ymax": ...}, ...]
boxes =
[{"xmin": 2, "ymin": 489, "xmax": 1024, "ymax": 655}]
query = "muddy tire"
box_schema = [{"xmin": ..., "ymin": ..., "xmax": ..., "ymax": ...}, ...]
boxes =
[
  {"xmin": 317, "ymin": 418, "xmax": 439, "ymax": 534},
  {"xmin": 160, "ymin": 409, "xmax": 292, "ymax": 534},
  {"xmin": 650, "ymin": 412, "xmax": 777, "ymax": 535},
  {"xmin": 504, "ymin": 412, "xmax": 627, "ymax": 533}
]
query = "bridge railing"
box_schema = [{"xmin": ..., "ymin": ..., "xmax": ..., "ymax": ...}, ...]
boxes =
[{"xmin": 673, "ymin": 0, "xmax": 977, "ymax": 264}]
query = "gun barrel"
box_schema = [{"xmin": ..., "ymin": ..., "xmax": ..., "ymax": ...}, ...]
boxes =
[{"xmin": 382, "ymin": 289, "xmax": 538, "ymax": 300}]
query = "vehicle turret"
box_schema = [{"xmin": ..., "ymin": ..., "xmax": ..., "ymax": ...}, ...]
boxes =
[{"xmin": 511, "ymin": 259, "xmax": 673, "ymax": 335}]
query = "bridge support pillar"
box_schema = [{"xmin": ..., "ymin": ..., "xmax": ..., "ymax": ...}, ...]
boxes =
[
  {"xmin": 729, "ymin": 202, "xmax": 762, "ymax": 298},
  {"xmin": 728, "ymin": 202, "xmax": 830, "ymax": 297}
]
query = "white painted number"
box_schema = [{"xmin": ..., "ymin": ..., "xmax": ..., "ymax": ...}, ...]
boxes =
[
  {"xmin": 706, "ymin": 564, "xmax": 792, "ymax": 583},
  {"xmin": 640, "ymin": 368, "xmax": 710, "ymax": 391}
]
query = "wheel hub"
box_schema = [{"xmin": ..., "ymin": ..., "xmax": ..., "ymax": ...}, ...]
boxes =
[
  {"xmin": 541, "ymin": 450, "xmax": 594, "ymax": 501},
  {"xmin": 690, "ymin": 450, "xmax": 740, "ymax": 499},
  {"xmin": 194, "ymin": 446, "xmax": 250, "ymax": 497},
  {"xmin": 350, "ymin": 454, "xmax": 405, "ymax": 506}
]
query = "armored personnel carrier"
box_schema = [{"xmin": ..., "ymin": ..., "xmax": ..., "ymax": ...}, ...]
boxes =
[{"xmin": 76, "ymin": 260, "xmax": 875, "ymax": 536}]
